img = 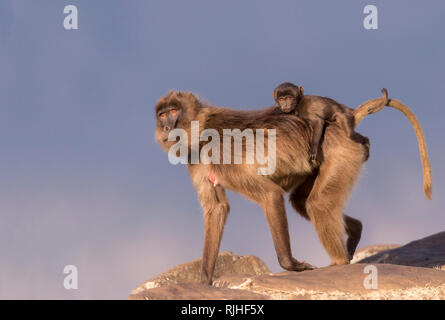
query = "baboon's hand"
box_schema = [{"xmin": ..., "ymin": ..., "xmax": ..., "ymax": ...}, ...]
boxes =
[
  {"xmin": 309, "ymin": 153, "xmax": 318, "ymax": 167},
  {"xmin": 293, "ymin": 259, "xmax": 317, "ymax": 272}
]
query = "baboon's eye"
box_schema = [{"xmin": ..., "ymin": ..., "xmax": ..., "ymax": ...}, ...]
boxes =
[
  {"xmin": 159, "ymin": 113, "xmax": 167, "ymax": 119},
  {"xmin": 170, "ymin": 109, "xmax": 178, "ymax": 116}
]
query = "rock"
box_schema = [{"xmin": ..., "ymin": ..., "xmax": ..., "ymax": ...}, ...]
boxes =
[
  {"xmin": 131, "ymin": 232, "xmax": 445, "ymax": 300},
  {"xmin": 130, "ymin": 251, "xmax": 271, "ymax": 297},
  {"xmin": 351, "ymin": 244, "xmax": 400, "ymax": 263},
  {"xmin": 356, "ymin": 232, "xmax": 445, "ymax": 269},
  {"xmin": 130, "ymin": 283, "xmax": 269, "ymax": 300},
  {"xmin": 214, "ymin": 264, "xmax": 445, "ymax": 299}
]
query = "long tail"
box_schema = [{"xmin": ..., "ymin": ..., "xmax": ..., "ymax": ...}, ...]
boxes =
[{"xmin": 353, "ymin": 89, "xmax": 432, "ymax": 200}]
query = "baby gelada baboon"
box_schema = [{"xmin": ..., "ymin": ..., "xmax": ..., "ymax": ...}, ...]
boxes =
[{"xmin": 273, "ymin": 82, "xmax": 370, "ymax": 164}]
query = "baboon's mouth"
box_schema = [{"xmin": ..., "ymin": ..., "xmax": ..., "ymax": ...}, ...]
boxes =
[{"xmin": 161, "ymin": 133, "xmax": 169, "ymax": 142}]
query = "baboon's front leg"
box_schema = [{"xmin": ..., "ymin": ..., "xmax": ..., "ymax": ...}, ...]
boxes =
[
  {"xmin": 189, "ymin": 165, "xmax": 230, "ymax": 285},
  {"xmin": 260, "ymin": 190, "xmax": 314, "ymax": 272},
  {"xmin": 200, "ymin": 185, "xmax": 229, "ymax": 285}
]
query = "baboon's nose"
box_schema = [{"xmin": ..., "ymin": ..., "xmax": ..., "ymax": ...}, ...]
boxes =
[{"xmin": 164, "ymin": 126, "xmax": 171, "ymax": 132}]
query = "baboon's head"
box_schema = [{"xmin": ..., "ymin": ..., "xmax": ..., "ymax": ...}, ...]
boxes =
[{"xmin": 155, "ymin": 90, "xmax": 200, "ymax": 151}]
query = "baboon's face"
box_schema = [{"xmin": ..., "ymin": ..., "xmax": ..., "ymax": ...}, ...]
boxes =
[
  {"xmin": 276, "ymin": 93, "xmax": 297, "ymax": 113},
  {"xmin": 156, "ymin": 104, "xmax": 182, "ymax": 142},
  {"xmin": 155, "ymin": 97, "xmax": 183, "ymax": 152},
  {"xmin": 273, "ymin": 83, "xmax": 302, "ymax": 113},
  {"xmin": 154, "ymin": 90, "xmax": 199, "ymax": 152}
]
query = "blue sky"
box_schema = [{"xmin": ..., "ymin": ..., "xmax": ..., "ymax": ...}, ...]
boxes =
[{"xmin": 0, "ymin": 0, "xmax": 444, "ymax": 298}]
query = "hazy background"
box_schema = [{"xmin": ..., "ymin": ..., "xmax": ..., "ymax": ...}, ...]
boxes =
[{"xmin": 0, "ymin": 0, "xmax": 443, "ymax": 299}]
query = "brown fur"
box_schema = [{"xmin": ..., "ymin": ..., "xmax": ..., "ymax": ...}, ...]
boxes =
[
  {"xmin": 273, "ymin": 82, "xmax": 389, "ymax": 163},
  {"xmin": 154, "ymin": 88, "xmax": 431, "ymax": 284}
]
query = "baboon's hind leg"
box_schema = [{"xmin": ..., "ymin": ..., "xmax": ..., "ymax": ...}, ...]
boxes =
[
  {"xmin": 289, "ymin": 174, "xmax": 316, "ymax": 221},
  {"xmin": 305, "ymin": 156, "xmax": 362, "ymax": 266},
  {"xmin": 290, "ymin": 183, "xmax": 363, "ymax": 261}
]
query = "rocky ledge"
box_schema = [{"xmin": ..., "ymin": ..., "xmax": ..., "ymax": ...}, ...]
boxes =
[{"xmin": 130, "ymin": 232, "xmax": 445, "ymax": 300}]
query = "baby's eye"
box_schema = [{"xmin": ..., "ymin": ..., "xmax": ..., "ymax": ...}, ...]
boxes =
[
  {"xmin": 159, "ymin": 113, "xmax": 167, "ymax": 119},
  {"xmin": 170, "ymin": 109, "xmax": 178, "ymax": 116}
]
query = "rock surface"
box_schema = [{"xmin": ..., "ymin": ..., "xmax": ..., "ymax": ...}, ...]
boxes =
[
  {"xmin": 214, "ymin": 264, "xmax": 445, "ymax": 299},
  {"xmin": 351, "ymin": 244, "xmax": 400, "ymax": 263},
  {"xmin": 356, "ymin": 232, "xmax": 445, "ymax": 269},
  {"xmin": 131, "ymin": 251, "xmax": 271, "ymax": 296},
  {"xmin": 130, "ymin": 283, "xmax": 269, "ymax": 300},
  {"xmin": 130, "ymin": 232, "xmax": 445, "ymax": 300}
]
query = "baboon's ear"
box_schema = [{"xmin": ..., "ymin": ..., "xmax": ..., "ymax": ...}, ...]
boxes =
[{"xmin": 298, "ymin": 86, "xmax": 304, "ymax": 96}]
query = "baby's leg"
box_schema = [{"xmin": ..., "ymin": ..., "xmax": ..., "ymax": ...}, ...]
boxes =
[
  {"xmin": 334, "ymin": 112, "xmax": 370, "ymax": 161},
  {"xmin": 307, "ymin": 116, "xmax": 325, "ymax": 165},
  {"xmin": 333, "ymin": 112, "xmax": 354, "ymax": 138}
]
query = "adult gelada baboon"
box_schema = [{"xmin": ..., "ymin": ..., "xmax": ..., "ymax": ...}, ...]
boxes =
[{"xmin": 154, "ymin": 89, "xmax": 432, "ymax": 285}]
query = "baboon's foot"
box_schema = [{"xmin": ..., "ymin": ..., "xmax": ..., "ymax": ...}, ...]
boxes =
[
  {"xmin": 200, "ymin": 273, "xmax": 213, "ymax": 286},
  {"xmin": 200, "ymin": 279, "xmax": 212, "ymax": 286},
  {"xmin": 280, "ymin": 258, "xmax": 316, "ymax": 272},
  {"xmin": 309, "ymin": 153, "xmax": 317, "ymax": 165},
  {"xmin": 295, "ymin": 260, "xmax": 317, "ymax": 271},
  {"xmin": 328, "ymin": 258, "xmax": 350, "ymax": 267}
]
